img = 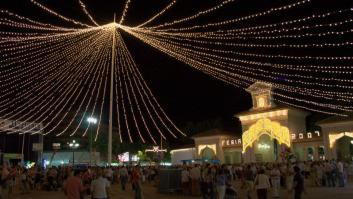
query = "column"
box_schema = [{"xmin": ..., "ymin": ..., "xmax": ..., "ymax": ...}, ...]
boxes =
[
  {"xmin": 313, "ymin": 145, "xmax": 319, "ymax": 161},
  {"xmin": 303, "ymin": 147, "xmax": 308, "ymax": 161},
  {"xmin": 332, "ymin": 144, "xmax": 338, "ymax": 160},
  {"xmin": 322, "ymin": 129, "xmax": 331, "ymax": 160}
]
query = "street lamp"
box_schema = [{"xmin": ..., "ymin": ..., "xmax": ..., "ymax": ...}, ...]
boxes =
[
  {"xmin": 351, "ymin": 140, "xmax": 353, "ymax": 145},
  {"xmin": 87, "ymin": 117, "xmax": 97, "ymax": 166},
  {"xmin": 87, "ymin": 117, "xmax": 97, "ymax": 124},
  {"xmin": 68, "ymin": 140, "xmax": 80, "ymax": 166}
]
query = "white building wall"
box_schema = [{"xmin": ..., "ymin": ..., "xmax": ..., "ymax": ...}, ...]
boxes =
[{"xmin": 170, "ymin": 148, "xmax": 196, "ymax": 165}]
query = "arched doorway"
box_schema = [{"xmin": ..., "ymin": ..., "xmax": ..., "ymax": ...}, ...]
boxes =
[
  {"xmin": 336, "ymin": 136, "xmax": 353, "ymax": 161},
  {"xmin": 328, "ymin": 132, "xmax": 353, "ymax": 160},
  {"xmin": 242, "ymin": 118, "xmax": 291, "ymax": 162},
  {"xmin": 253, "ymin": 134, "xmax": 278, "ymax": 162},
  {"xmin": 201, "ymin": 146, "xmax": 216, "ymax": 160},
  {"xmin": 307, "ymin": 147, "xmax": 314, "ymax": 161}
]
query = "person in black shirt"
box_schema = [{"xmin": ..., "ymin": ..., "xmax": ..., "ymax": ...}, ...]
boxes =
[{"xmin": 293, "ymin": 166, "xmax": 305, "ymax": 199}]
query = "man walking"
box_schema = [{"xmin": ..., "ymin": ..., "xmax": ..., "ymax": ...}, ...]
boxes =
[
  {"xmin": 64, "ymin": 170, "xmax": 85, "ymax": 199},
  {"xmin": 190, "ymin": 165, "xmax": 201, "ymax": 196},
  {"xmin": 293, "ymin": 166, "xmax": 305, "ymax": 199},
  {"xmin": 337, "ymin": 160, "xmax": 345, "ymax": 187},
  {"xmin": 91, "ymin": 169, "xmax": 110, "ymax": 199},
  {"xmin": 119, "ymin": 166, "xmax": 128, "ymax": 191}
]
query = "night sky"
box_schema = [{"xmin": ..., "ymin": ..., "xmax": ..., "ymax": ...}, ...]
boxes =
[{"xmin": 1, "ymin": 0, "xmax": 352, "ymax": 146}]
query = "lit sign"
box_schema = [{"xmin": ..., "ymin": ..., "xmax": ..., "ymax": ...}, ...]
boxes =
[
  {"xmin": 52, "ymin": 143, "xmax": 61, "ymax": 150},
  {"xmin": 118, "ymin": 152, "xmax": 130, "ymax": 162},
  {"xmin": 222, "ymin": 139, "xmax": 242, "ymax": 146},
  {"xmin": 0, "ymin": 118, "xmax": 43, "ymax": 134},
  {"xmin": 291, "ymin": 131, "xmax": 321, "ymax": 141},
  {"xmin": 145, "ymin": 146, "xmax": 167, "ymax": 153},
  {"xmin": 258, "ymin": 143, "xmax": 270, "ymax": 149}
]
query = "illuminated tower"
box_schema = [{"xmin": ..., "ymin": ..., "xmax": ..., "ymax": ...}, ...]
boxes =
[
  {"xmin": 236, "ymin": 82, "xmax": 311, "ymax": 163},
  {"xmin": 246, "ymin": 82, "xmax": 274, "ymax": 110}
]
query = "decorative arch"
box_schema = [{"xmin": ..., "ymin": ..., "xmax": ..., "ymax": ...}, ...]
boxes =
[
  {"xmin": 198, "ymin": 144, "xmax": 217, "ymax": 155},
  {"xmin": 201, "ymin": 146, "xmax": 216, "ymax": 160},
  {"xmin": 329, "ymin": 132, "xmax": 353, "ymax": 148},
  {"xmin": 242, "ymin": 118, "xmax": 291, "ymax": 152}
]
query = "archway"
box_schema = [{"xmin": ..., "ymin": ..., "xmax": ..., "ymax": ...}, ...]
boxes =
[
  {"xmin": 329, "ymin": 132, "xmax": 353, "ymax": 148},
  {"xmin": 253, "ymin": 134, "xmax": 278, "ymax": 162},
  {"xmin": 336, "ymin": 136, "xmax": 353, "ymax": 161},
  {"xmin": 242, "ymin": 118, "xmax": 291, "ymax": 153},
  {"xmin": 201, "ymin": 146, "xmax": 216, "ymax": 160},
  {"xmin": 307, "ymin": 147, "xmax": 314, "ymax": 161}
]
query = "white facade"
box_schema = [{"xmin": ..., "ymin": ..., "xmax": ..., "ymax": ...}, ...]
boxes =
[
  {"xmin": 170, "ymin": 147, "xmax": 196, "ymax": 165},
  {"xmin": 43, "ymin": 151, "xmax": 101, "ymax": 166}
]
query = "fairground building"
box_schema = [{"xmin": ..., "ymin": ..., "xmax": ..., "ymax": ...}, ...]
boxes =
[{"xmin": 171, "ymin": 82, "xmax": 353, "ymax": 165}]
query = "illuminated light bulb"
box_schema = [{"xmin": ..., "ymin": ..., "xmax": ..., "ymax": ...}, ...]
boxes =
[
  {"xmin": 149, "ymin": 0, "xmax": 311, "ymax": 31},
  {"xmin": 118, "ymin": 33, "xmax": 185, "ymax": 137},
  {"xmin": 137, "ymin": 31, "xmax": 353, "ymax": 86},
  {"xmin": 151, "ymin": 7, "xmax": 349, "ymax": 33},
  {"xmin": 12, "ymin": 32, "xmax": 111, "ymax": 135},
  {"xmin": 117, "ymin": 37, "xmax": 152, "ymax": 143},
  {"xmin": 117, "ymin": 33, "xmax": 179, "ymax": 140},
  {"xmin": 78, "ymin": 0, "xmax": 99, "ymax": 26},
  {"xmin": 131, "ymin": 28, "xmax": 349, "ymax": 96},
  {"xmin": 147, "ymin": 0, "xmax": 236, "ymax": 29},
  {"xmin": 1, "ymin": 0, "xmax": 352, "ymax": 142},
  {"xmin": 135, "ymin": 0, "xmax": 177, "ymax": 28},
  {"xmin": 0, "ymin": 30, "xmax": 106, "ymax": 112},
  {"xmin": 30, "ymin": 0, "xmax": 93, "ymax": 28},
  {"xmin": 57, "ymin": 33, "xmax": 109, "ymax": 136},
  {"xmin": 121, "ymin": 27, "xmax": 352, "ymax": 115},
  {"xmin": 117, "ymin": 41, "xmax": 146, "ymax": 143},
  {"xmin": 119, "ymin": 0, "xmax": 132, "ymax": 25},
  {"xmin": 126, "ymin": 28, "xmax": 353, "ymax": 101},
  {"xmin": 13, "ymin": 31, "xmax": 110, "ymax": 134},
  {"xmin": 0, "ymin": 9, "xmax": 81, "ymax": 31},
  {"xmin": 70, "ymin": 36, "xmax": 112, "ymax": 137}
]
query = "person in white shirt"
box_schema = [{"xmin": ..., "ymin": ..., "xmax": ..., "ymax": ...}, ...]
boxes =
[
  {"xmin": 181, "ymin": 167, "xmax": 190, "ymax": 195},
  {"xmin": 91, "ymin": 169, "xmax": 111, "ymax": 199},
  {"xmin": 254, "ymin": 169, "xmax": 271, "ymax": 199},
  {"xmin": 337, "ymin": 161, "xmax": 345, "ymax": 187},
  {"xmin": 270, "ymin": 165, "xmax": 281, "ymax": 198},
  {"xmin": 190, "ymin": 165, "xmax": 201, "ymax": 196},
  {"xmin": 105, "ymin": 167, "xmax": 113, "ymax": 182}
]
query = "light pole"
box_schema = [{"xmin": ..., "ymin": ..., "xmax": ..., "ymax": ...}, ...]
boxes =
[
  {"xmin": 87, "ymin": 117, "xmax": 97, "ymax": 166},
  {"xmin": 68, "ymin": 140, "xmax": 79, "ymax": 166},
  {"xmin": 108, "ymin": 14, "xmax": 117, "ymax": 166},
  {"xmin": 351, "ymin": 140, "xmax": 353, "ymax": 161}
]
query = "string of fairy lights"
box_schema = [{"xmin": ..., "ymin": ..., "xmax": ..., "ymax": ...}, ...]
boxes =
[{"xmin": 0, "ymin": 0, "xmax": 352, "ymax": 143}]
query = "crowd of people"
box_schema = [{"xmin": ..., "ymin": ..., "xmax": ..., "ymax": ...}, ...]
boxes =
[
  {"xmin": 0, "ymin": 162, "xmax": 155, "ymax": 199},
  {"xmin": 180, "ymin": 160, "xmax": 353, "ymax": 199},
  {"xmin": 0, "ymin": 160, "xmax": 351, "ymax": 199}
]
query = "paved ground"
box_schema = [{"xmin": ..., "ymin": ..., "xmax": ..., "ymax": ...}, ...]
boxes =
[{"xmin": 10, "ymin": 182, "xmax": 353, "ymax": 199}]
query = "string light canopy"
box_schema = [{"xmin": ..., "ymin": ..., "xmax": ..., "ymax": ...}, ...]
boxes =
[
  {"xmin": 0, "ymin": 0, "xmax": 352, "ymax": 148},
  {"xmin": 0, "ymin": 1, "xmax": 185, "ymax": 145}
]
